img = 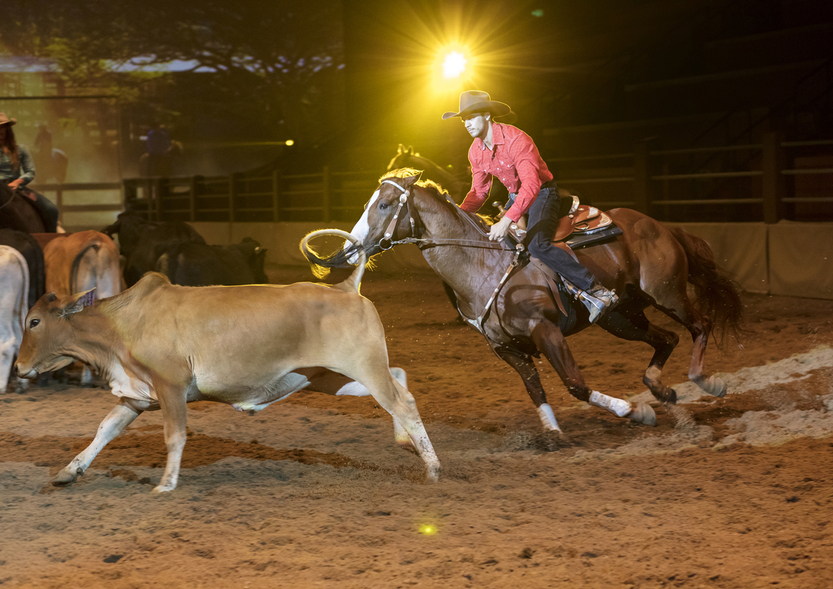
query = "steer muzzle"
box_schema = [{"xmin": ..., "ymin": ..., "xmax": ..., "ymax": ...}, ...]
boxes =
[{"xmin": 14, "ymin": 361, "xmax": 36, "ymax": 379}]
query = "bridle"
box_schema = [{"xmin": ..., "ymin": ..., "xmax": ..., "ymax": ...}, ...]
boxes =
[
  {"xmin": 376, "ymin": 179, "xmax": 514, "ymax": 251},
  {"xmin": 378, "ymin": 179, "xmax": 416, "ymax": 250},
  {"xmin": 374, "ymin": 178, "xmax": 527, "ymax": 334}
]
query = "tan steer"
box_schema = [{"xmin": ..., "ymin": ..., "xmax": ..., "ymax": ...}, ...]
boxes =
[{"xmin": 15, "ymin": 230, "xmax": 440, "ymax": 492}]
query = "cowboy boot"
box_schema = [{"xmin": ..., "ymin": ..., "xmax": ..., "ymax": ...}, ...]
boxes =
[{"xmin": 562, "ymin": 279, "xmax": 619, "ymax": 323}]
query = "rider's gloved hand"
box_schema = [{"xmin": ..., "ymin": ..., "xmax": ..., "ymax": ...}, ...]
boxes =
[{"xmin": 489, "ymin": 216, "xmax": 513, "ymax": 241}]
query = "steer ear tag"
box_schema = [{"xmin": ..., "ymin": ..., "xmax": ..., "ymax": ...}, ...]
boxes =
[{"xmin": 60, "ymin": 288, "xmax": 97, "ymax": 317}]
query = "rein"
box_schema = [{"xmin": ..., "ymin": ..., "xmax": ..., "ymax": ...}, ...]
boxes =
[
  {"xmin": 376, "ymin": 179, "xmax": 525, "ymax": 334},
  {"xmin": 378, "ymin": 179, "xmax": 512, "ymax": 252},
  {"xmin": 0, "ymin": 189, "xmax": 17, "ymax": 211}
]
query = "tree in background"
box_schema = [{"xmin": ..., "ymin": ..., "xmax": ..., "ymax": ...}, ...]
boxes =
[{"xmin": 3, "ymin": 0, "xmax": 346, "ymax": 148}]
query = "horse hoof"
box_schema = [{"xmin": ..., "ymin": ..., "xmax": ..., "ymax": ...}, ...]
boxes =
[
  {"xmin": 696, "ymin": 375, "xmax": 726, "ymax": 397},
  {"xmin": 709, "ymin": 376, "xmax": 727, "ymax": 397},
  {"xmin": 628, "ymin": 402, "xmax": 656, "ymax": 426}
]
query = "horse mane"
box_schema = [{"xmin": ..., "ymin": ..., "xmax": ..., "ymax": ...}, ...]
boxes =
[
  {"xmin": 380, "ymin": 167, "xmax": 447, "ymax": 196},
  {"xmin": 380, "ymin": 167, "xmax": 493, "ymax": 231}
]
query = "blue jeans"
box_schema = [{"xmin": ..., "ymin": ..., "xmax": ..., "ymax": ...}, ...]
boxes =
[
  {"xmin": 509, "ymin": 183, "xmax": 595, "ymax": 290},
  {"xmin": 22, "ymin": 187, "xmax": 59, "ymax": 232}
]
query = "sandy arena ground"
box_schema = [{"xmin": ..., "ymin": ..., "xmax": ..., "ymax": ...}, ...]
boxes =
[{"xmin": 1, "ymin": 266, "xmax": 832, "ymax": 588}]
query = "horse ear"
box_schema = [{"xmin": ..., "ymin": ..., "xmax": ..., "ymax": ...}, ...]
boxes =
[
  {"xmin": 403, "ymin": 171, "xmax": 423, "ymax": 186},
  {"xmin": 408, "ymin": 145, "xmax": 414, "ymax": 154},
  {"xmin": 398, "ymin": 143, "xmax": 406, "ymax": 153}
]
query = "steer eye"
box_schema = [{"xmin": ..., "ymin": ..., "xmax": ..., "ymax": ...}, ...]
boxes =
[{"xmin": 29, "ymin": 318, "xmax": 40, "ymax": 329}]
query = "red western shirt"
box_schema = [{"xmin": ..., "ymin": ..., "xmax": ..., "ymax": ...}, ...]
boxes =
[{"xmin": 460, "ymin": 122, "xmax": 553, "ymax": 222}]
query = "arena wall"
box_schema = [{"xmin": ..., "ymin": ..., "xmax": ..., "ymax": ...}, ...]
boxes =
[{"xmin": 189, "ymin": 221, "xmax": 833, "ymax": 300}]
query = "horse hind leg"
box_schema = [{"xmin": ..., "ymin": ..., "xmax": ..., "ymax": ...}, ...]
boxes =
[
  {"xmin": 652, "ymin": 291, "xmax": 726, "ymax": 398},
  {"xmin": 597, "ymin": 302, "xmax": 680, "ymax": 405}
]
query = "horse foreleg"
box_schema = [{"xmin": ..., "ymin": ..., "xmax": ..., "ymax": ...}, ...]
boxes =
[
  {"xmin": 530, "ymin": 321, "xmax": 656, "ymax": 426},
  {"xmin": 491, "ymin": 344, "xmax": 561, "ymax": 432}
]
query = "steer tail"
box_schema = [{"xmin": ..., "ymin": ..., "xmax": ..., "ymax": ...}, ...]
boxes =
[
  {"xmin": 70, "ymin": 242, "xmax": 102, "ymax": 296},
  {"xmin": 667, "ymin": 227, "xmax": 746, "ymax": 345},
  {"xmin": 301, "ymin": 229, "xmax": 367, "ymax": 293}
]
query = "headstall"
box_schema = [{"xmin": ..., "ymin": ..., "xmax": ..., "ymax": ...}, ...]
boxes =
[{"xmin": 378, "ymin": 179, "xmax": 416, "ymax": 250}]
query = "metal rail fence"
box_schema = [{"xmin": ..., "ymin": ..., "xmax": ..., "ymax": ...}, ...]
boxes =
[{"xmin": 34, "ymin": 133, "xmax": 831, "ymax": 229}]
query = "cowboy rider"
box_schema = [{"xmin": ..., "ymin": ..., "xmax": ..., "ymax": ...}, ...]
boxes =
[
  {"xmin": 443, "ymin": 90, "xmax": 617, "ymax": 323},
  {"xmin": 0, "ymin": 112, "xmax": 60, "ymax": 232}
]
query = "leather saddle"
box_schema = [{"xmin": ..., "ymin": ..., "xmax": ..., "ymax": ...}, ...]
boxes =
[
  {"xmin": 508, "ymin": 194, "xmax": 622, "ymax": 250},
  {"xmin": 554, "ymin": 195, "xmax": 615, "ymax": 242}
]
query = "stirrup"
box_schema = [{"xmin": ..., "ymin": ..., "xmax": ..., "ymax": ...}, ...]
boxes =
[{"xmin": 562, "ymin": 280, "xmax": 618, "ymax": 323}]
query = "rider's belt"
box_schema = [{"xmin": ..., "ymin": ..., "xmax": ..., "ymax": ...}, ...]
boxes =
[{"xmin": 541, "ymin": 180, "xmax": 558, "ymax": 190}]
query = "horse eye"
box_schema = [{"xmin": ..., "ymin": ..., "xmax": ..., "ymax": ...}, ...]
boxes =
[
  {"xmin": 29, "ymin": 318, "xmax": 40, "ymax": 329},
  {"xmin": 378, "ymin": 201, "xmax": 389, "ymax": 210}
]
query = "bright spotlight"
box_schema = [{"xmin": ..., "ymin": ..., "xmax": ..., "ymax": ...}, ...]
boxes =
[
  {"xmin": 284, "ymin": 139, "xmax": 294, "ymax": 146},
  {"xmin": 442, "ymin": 52, "xmax": 467, "ymax": 79},
  {"xmin": 418, "ymin": 523, "xmax": 438, "ymax": 535}
]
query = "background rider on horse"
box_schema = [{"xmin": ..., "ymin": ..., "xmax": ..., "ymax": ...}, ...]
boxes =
[
  {"xmin": 0, "ymin": 113, "xmax": 60, "ymax": 233},
  {"xmin": 443, "ymin": 90, "xmax": 618, "ymax": 323}
]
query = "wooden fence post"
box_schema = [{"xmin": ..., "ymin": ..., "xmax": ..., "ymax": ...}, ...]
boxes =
[
  {"xmin": 152, "ymin": 178, "xmax": 162, "ymax": 221},
  {"xmin": 228, "ymin": 173, "xmax": 237, "ymax": 223},
  {"xmin": 322, "ymin": 165, "xmax": 331, "ymax": 222},
  {"xmin": 272, "ymin": 169, "xmax": 281, "ymax": 223},
  {"xmin": 762, "ymin": 132, "xmax": 785, "ymax": 224},
  {"xmin": 189, "ymin": 176, "xmax": 198, "ymax": 222}
]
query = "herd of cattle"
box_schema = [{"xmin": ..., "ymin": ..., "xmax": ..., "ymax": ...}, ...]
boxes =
[{"xmin": 0, "ymin": 210, "xmax": 268, "ymax": 392}]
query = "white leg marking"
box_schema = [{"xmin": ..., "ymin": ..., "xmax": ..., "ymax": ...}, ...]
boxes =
[
  {"xmin": 536, "ymin": 403, "xmax": 562, "ymax": 432},
  {"xmin": 589, "ymin": 390, "xmax": 631, "ymax": 418}
]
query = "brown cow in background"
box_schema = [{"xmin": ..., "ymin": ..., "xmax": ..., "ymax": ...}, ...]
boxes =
[{"xmin": 42, "ymin": 230, "xmax": 122, "ymax": 384}]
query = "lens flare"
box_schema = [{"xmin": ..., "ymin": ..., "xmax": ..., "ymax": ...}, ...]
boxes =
[
  {"xmin": 442, "ymin": 52, "xmax": 467, "ymax": 79},
  {"xmin": 418, "ymin": 523, "xmax": 438, "ymax": 535}
]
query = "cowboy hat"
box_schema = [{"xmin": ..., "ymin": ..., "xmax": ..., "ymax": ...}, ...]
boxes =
[
  {"xmin": 442, "ymin": 90, "xmax": 511, "ymax": 120},
  {"xmin": 0, "ymin": 113, "xmax": 16, "ymax": 126}
]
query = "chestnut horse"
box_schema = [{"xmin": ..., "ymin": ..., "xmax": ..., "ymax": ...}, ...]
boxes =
[
  {"xmin": 0, "ymin": 184, "xmax": 47, "ymax": 233},
  {"xmin": 302, "ymin": 169, "xmax": 744, "ymax": 433}
]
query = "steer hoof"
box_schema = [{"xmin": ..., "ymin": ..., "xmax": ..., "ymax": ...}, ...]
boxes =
[
  {"xmin": 151, "ymin": 484, "xmax": 175, "ymax": 494},
  {"xmin": 425, "ymin": 465, "xmax": 441, "ymax": 483},
  {"xmin": 52, "ymin": 467, "xmax": 80, "ymax": 486},
  {"xmin": 627, "ymin": 402, "xmax": 657, "ymax": 426}
]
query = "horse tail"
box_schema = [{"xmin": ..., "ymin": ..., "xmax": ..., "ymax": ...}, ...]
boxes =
[
  {"xmin": 667, "ymin": 227, "xmax": 745, "ymax": 345},
  {"xmin": 300, "ymin": 229, "xmax": 367, "ymax": 293}
]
